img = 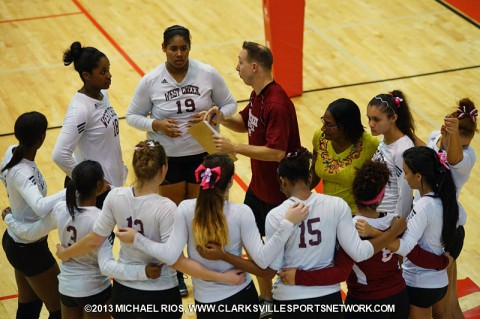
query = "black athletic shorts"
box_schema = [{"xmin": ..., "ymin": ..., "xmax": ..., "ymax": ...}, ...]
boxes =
[
  {"xmin": 163, "ymin": 153, "xmax": 208, "ymax": 184},
  {"xmin": 273, "ymin": 291, "xmax": 344, "ymax": 319},
  {"xmin": 407, "ymin": 285, "xmax": 447, "ymax": 308},
  {"xmin": 2, "ymin": 230, "xmax": 56, "ymax": 277},
  {"xmin": 111, "ymin": 280, "xmax": 182, "ymax": 319},
  {"xmin": 345, "ymin": 288, "xmax": 409, "ymax": 319},
  {"xmin": 244, "ymin": 189, "xmax": 278, "ymax": 237},
  {"xmin": 60, "ymin": 285, "xmax": 112, "ymax": 308},
  {"xmin": 195, "ymin": 281, "xmax": 259, "ymax": 319}
]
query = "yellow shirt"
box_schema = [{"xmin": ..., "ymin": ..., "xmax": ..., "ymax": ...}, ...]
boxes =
[{"xmin": 312, "ymin": 131, "xmax": 379, "ymax": 214}]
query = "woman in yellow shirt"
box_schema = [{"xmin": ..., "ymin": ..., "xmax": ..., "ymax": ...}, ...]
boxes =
[{"xmin": 311, "ymin": 98, "xmax": 378, "ymax": 214}]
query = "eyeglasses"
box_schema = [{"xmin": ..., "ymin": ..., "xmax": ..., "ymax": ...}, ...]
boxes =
[{"xmin": 321, "ymin": 116, "xmax": 338, "ymax": 129}]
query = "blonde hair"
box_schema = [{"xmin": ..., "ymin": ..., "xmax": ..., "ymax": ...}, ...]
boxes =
[
  {"xmin": 132, "ymin": 140, "xmax": 167, "ymax": 187},
  {"xmin": 193, "ymin": 154, "xmax": 234, "ymax": 249}
]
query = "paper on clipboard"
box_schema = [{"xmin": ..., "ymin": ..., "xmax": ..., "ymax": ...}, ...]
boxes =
[{"xmin": 188, "ymin": 121, "xmax": 238, "ymax": 161}]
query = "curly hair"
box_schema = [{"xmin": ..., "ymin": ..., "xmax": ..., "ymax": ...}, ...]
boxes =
[{"xmin": 353, "ymin": 160, "xmax": 390, "ymax": 210}]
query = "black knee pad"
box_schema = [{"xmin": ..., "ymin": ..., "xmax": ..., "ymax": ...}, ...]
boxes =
[{"xmin": 16, "ymin": 299, "xmax": 43, "ymax": 319}]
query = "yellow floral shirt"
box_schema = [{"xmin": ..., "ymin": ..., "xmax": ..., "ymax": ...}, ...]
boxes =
[{"xmin": 312, "ymin": 131, "xmax": 379, "ymax": 214}]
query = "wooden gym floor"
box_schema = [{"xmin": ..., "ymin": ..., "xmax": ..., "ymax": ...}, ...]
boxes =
[{"xmin": 0, "ymin": 1, "xmax": 479, "ymax": 318}]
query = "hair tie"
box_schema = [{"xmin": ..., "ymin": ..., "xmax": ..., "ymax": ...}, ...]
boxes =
[
  {"xmin": 359, "ymin": 185, "xmax": 386, "ymax": 205},
  {"xmin": 394, "ymin": 97, "xmax": 403, "ymax": 107},
  {"xmin": 195, "ymin": 164, "xmax": 221, "ymax": 190},
  {"xmin": 436, "ymin": 152, "xmax": 450, "ymax": 170},
  {"xmin": 134, "ymin": 141, "xmax": 155, "ymax": 151}
]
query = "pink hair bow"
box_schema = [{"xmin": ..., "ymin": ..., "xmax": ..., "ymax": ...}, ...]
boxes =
[
  {"xmin": 195, "ymin": 164, "xmax": 222, "ymax": 190},
  {"xmin": 457, "ymin": 105, "xmax": 478, "ymax": 123},
  {"xmin": 436, "ymin": 152, "xmax": 450, "ymax": 170},
  {"xmin": 394, "ymin": 97, "xmax": 403, "ymax": 107}
]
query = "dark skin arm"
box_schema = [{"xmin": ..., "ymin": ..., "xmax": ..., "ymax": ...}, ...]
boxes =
[
  {"xmin": 197, "ymin": 243, "xmax": 277, "ymax": 279},
  {"xmin": 309, "ymin": 150, "xmax": 321, "ymax": 190}
]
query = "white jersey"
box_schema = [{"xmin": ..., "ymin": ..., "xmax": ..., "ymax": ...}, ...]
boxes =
[
  {"xmin": 427, "ymin": 131, "xmax": 476, "ymax": 225},
  {"xmin": 0, "ymin": 145, "xmax": 66, "ymax": 243},
  {"xmin": 372, "ymin": 135, "xmax": 414, "ymax": 217},
  {"xmin": 265, "ymin": 194, "xmax": 374, "ymax": 301},
  {"xmin": 93, "ymin": 187, "xmax": 177, "ymax": 291},
  {"xmin": 52, "ymin": 90, "xmax": 127, "ymax": 187},
  {"xmin": 54, "ymin": 204, "xmax": 111, "ymax": 297},
  {"xmin": 133, "ymin": 199, "xmax": 295, "ymax": 303},
  {"xmin": 4, "ymin": 203, "xmax": 149, "ymax": 296},
  {"xmin": 126, "ymin": 59, "xmax": 237, "ymax": 157},
  {"xmin": 396, "ymin": 194, "xmax": 448, "ymax": 289}
]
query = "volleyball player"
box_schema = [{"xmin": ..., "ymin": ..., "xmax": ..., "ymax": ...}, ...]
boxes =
[
  {"xmin": 385, "ymin": 147, "xmax": 459, "ymax": 319},
  {"xmin": 53, "ymin": 42, "xmax": 127, "ymax": 208},
  {"xmin": 126, "ymin": 24, "xmax": 237, "ymax": 295},
  {"xmin": 417, "ymin": 98, "xmax": 477, "ymax": 319},
  {"xmin": 262, "ymin": 148, "xmax": 406, "ymax": 319},
  {"xmin": 1, "ymin": 112, "xmax": 65, "ymax": 319},
  {"xmin": 115, "ymin": 154, "xmax": 308, "ymax": 319},
  {"xmin": 56, "ymin": 142, "xmax": 245, "ymax": 319},
  {"xmin": 368, "ymin": 90, "xmax": 415, "ymax": 218}
]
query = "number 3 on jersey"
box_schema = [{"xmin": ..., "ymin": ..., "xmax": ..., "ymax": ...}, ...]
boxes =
[{"xmin": 298, "ymin": 217, "xmax": 322, "ymax": 248}]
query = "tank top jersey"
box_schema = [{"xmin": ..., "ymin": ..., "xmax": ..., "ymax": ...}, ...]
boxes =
[
  {"xmin": 397, "ymin": 195, "xmax": 448, "ymax": 288},
  {"xmin": 126, "ymin": 59, "xmax": 237, "ymax": 157},
  {"xmin": 1, "ymin": 145, "xmax": 66, "ymax": 243},
  {"xmin": 133, "ymin": 199, "xmax": 296, "ymax": 303},
  {"xmin": 55, "ymin": 203, "xmax": 111, "ymax": 297},
  {"xmin": 93, "ymin": 187, "xmax": 177, "ymax": 291},
  {"xmin": 347, "ymin": 214, "xmax": 405, "ymax": 299},
  {"xmin": 372, "ymin": 135, "xmax": 414, "ymax": 217},
  {"xmin": 52, "ymin": 90, "xmax": 127, "ymax": 187},
  {"xmin": 265, "ymin": 194, "xmax": 374, "ymax": 301},
  {"xmin": 239, "ymin": 81, "xmax": 301, "ymax": 205}
]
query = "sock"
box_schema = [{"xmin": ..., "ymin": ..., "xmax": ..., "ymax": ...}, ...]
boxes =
[
  {"xmin": 16, "ymin": 299, "xmax": 43, "ymax": 319},
  {"xmin": 48, "ymin": 310, "xmax": 62, "ymax": 319}
]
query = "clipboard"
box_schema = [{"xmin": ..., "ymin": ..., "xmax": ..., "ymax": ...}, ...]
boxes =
[{"xmin": 188, "ymin": 121, "xmax": 238, "ymax": 161}]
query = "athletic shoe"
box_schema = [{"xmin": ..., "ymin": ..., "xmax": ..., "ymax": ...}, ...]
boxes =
[{"xmin": 259, "ymin": 297, "xmax": 273, "ymax": 319}]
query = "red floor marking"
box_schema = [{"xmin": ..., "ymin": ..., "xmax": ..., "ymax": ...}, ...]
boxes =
[
  {"xmin": 441, "ymin": 0, "xmax": 480, "ymax": 24},
  {"xmin": 71, "ymin": 0, "xmax": 144, "ymax": 77},
  {"xmin": 0, "ymin": 12, "xmax": 82, "ymax": 24},
  {"xmin": 464, "ymin": 306, "xmax": 480, "ymax": 319},
  {"xmin": 234, "ymin": 173, "xmax": 248, "ymax": 192},
  {"xmin": 314, "ymin": 180, "xmax": 323, "ymax": 194},
  {"xmin": 0, "ymin": 294, "xmax": 18, "ymax": 301},
  {"xmin": 458, "ymin": 277, "xmax": 480, "ymax": 299}
]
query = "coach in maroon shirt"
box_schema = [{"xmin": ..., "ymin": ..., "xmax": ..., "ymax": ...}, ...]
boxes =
[{"xmin": 207, "ymin": 41, "xmax": 301, "ymax": 304}]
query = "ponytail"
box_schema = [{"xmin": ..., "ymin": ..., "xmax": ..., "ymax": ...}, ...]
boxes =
[
  {"xmin": 1, "ymin": 112, "xmax": 48, "ymax": 172},
  {"xmin": 66, "ymin": 160, "xmax": 104, "ymax": 221},
  {"xmin": 66, "ymin": 178, "xmax": 83, "ymax": 221},
  {"xmin": 1, "ymin": 145, "xmax": 24, "ymax": 173},
  {"xmin": 403, "ymin": 147, "xmax": 458, "ymax": 250},
  {"xmin": 193, "ymin": 154, "xmax": 233, "ymax": 249}
]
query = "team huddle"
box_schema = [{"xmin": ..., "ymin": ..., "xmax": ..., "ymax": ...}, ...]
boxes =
[{"xmin": 0, "ymin": 25, "xmax": 477, "ymax": 319}]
